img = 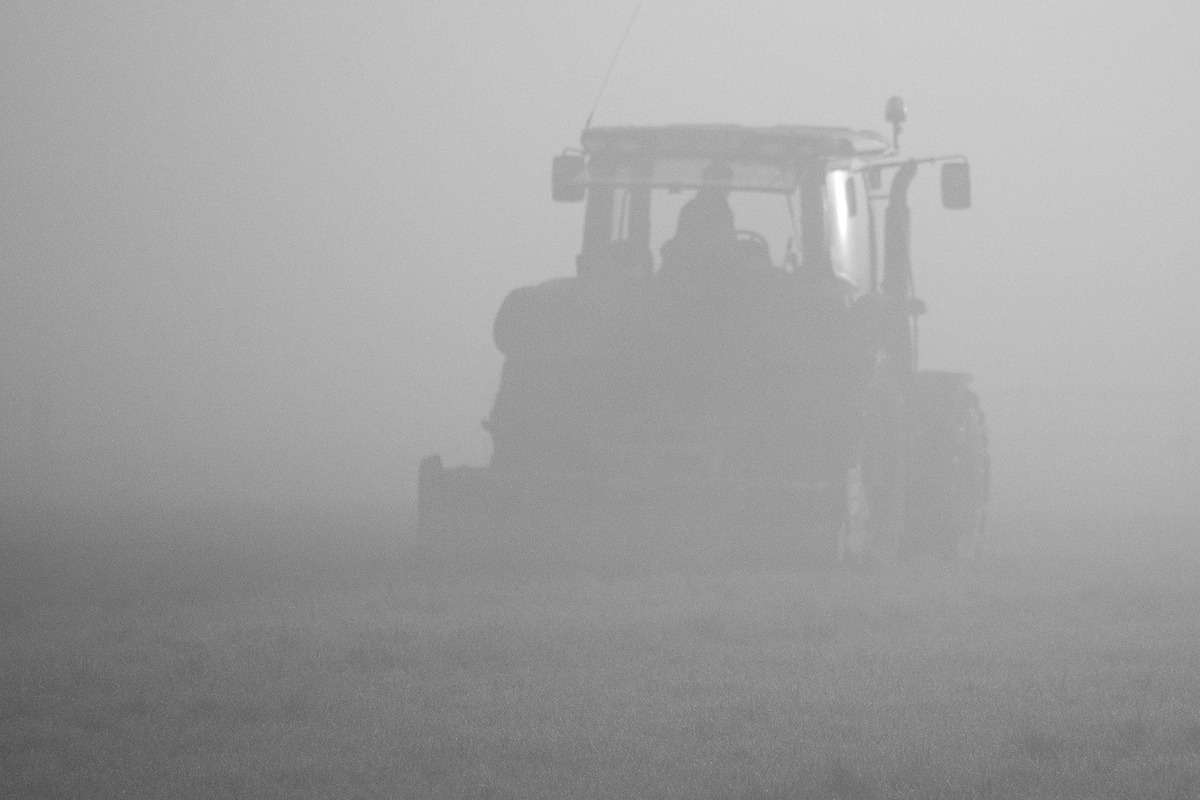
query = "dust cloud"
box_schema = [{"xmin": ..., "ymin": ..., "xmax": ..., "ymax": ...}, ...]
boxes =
[{"xmin": 1, "ymin": 1, "xmax": 1198, "ymax": 538}]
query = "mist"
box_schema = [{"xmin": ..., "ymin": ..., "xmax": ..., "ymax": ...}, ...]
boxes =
[
  {"xmin": 8, "ymin": 5, "xmax": 1200, "ymax": 798},
  {"xmin": 2, "ymin": 1, "xmax": 1198, "ymax": 527}
]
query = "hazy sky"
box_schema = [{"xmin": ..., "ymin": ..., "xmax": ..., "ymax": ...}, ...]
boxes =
[{"xmin": 2, "ymin": 2, "xmax": 1198, "ymax": 515}]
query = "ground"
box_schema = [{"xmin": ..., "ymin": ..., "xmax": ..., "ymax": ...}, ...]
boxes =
[{"xmin": 1, "ymin": 507, "xmax": 1198, "ymax": 799}]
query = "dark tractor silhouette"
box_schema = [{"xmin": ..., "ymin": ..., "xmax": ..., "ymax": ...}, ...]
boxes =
[{"xmin": 418, "ymin": 99, "xmax": 988, "ymax": 570}]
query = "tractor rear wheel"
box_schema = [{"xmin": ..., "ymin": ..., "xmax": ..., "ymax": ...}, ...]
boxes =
[
  {"xmin": 833, "ymin": 381, "xmax": 909, "ymax": 565},
  {"xmin": 906, "ymin": 382, "xmax": 990, "ymax": 560}
]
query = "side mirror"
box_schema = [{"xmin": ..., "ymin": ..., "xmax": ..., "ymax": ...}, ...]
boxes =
[
  {"xmin": 552, "ymin": 155, "xmax": 586, "ymax": 203},
  {"xmin": 941, "ymin": 161, "xmax": 971, "ymax": 209}
]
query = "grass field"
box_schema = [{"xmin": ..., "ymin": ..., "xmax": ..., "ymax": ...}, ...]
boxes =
[{"xmin": 2, "ymin": 506, "xmax": 1199, "ymax": 799}]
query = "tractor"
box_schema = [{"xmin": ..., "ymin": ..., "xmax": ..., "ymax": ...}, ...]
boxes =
[{"xmin": 417, "ymin": 99, "xmax": 989, "ymax": 570}]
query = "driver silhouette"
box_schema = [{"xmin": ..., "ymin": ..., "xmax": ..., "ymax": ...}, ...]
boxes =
[{"xmin": 673, "ymin": 162, "xmax": 735, "ymax": 246}]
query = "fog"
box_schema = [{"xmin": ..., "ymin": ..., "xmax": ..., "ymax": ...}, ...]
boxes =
[{"xmin": 3, "ymin": 1, "xmax": 1199, "ymax": 527}]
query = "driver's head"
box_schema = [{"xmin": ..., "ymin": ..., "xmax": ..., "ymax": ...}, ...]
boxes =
[{"xmin": 676, "ymin": 162, "xmax": 735, "ymax": 241}]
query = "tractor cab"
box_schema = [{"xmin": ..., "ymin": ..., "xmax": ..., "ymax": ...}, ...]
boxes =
[
  {"xmin": 418, "ymin": 100, "xmax": 987, "ymax": 570},
  {"xmin": 554, "ymin": 123, "xmax": 968, "ymax": 302}
]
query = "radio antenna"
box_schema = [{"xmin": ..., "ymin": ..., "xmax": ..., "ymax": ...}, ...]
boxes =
[{"xmin": 585, "ymin": 1, "xmax": 644, "ymax": 130}]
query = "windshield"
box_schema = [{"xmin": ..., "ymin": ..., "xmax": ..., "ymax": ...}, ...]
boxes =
[
  {"xmin": 598, "ymin": 176, "xmax": 801, "ymax": 273},
  {"xmin": 580, "ymin": 153, "xmax": 872, "ymax": 290}
]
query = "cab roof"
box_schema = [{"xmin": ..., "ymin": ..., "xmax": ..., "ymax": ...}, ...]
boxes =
[{"xmin": 580, "ymin": 125, "xmax": 891, "ymax": 161}]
